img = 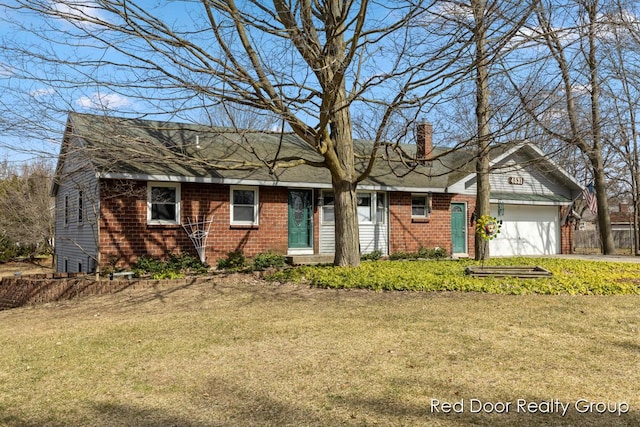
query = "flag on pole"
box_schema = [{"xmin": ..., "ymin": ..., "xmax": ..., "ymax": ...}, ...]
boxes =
[{"xmin": 582, "ymin": 182, "xmax": 598, "ymax": 215}]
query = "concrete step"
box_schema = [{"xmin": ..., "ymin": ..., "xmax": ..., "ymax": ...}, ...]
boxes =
[{"xmin": 286, "ymin": 254, "xmax": 334, "ymax": 266}]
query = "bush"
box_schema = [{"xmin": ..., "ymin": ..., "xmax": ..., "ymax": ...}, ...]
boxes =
[
  {"xmin": 132, "ymin": 253, "xmax": 208, "ymax": 277},
  {"xmin": 361, "ymin": 250, "xmax": 382, "ymax": 261},
  {"xmin": 217, "ymin": 250, "xmax": 248, "ymax": 271},
  {"xmin": 389, "ymin": 247, "xmax": 448, "ymax": 261},
  {"xmin": 253, "ymin": 252, "xmax": 286, "ymax": 270}
]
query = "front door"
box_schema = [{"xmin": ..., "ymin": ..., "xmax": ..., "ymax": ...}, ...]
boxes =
[
  {"xmin": 288, "ymin": 190, "xmax": 313, "ymax": 253},
  {"xmin": 451, "ymin": 203, "xmax": 467, "ymax": 254}
]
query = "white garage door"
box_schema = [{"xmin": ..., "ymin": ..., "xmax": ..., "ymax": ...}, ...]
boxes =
[{"xmin": 489, "ymin": 204, "xmax": 559, "ymax": 256}]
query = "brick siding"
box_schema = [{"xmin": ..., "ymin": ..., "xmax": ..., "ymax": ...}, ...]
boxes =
[
  {"xmin": 99, "ymin": 180, "xmax": 290, "ymax": 269},
  {"xmin": 389, "ymin": 192, "xmax": 476, "ymax": 257},
  {"xmin": 98, "ymin": 180, "xmax": 571, "ymax": 269}
]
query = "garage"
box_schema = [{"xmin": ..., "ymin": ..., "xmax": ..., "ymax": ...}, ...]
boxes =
[{"xmin": 489, "ymin": 204, "xmax": 560, "ymax": 256}]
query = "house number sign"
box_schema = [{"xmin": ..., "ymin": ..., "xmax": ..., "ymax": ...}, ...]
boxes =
[{"xmin": 508, "ymin": 176, "xmax": 524, "ymax": 185}]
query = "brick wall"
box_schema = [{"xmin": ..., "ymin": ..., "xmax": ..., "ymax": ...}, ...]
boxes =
[
  {"xmin": 99, "ymin": 180, "xmax": 290, "ymax": 269},
  {"xmin": 0, "ymin": 274, "xmax": 210, "ymax": 311},
  {"xmin": 389, "ymin": 192, "xmax": 476, "ymax": 257}
]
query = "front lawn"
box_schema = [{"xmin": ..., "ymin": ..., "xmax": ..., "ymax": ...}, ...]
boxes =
[
  {"xmin": 0, "ymin": 277, "xmax": 638, "ymax": 426},
  {"xmin": 267, "ymin": 257, "xmax": 640, "ymax": 295}
]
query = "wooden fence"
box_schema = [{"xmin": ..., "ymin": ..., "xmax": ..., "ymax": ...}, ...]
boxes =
[{"xmin": 574, "ymin": 229, "xmax": 636, "ymax": 253}]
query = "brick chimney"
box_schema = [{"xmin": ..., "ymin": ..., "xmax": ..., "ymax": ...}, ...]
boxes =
[
  {"xmin": 416, "ymin": 122, "xmax": 433, "ymax": 162},
  {"xmin": 620, "ymin": 202, "xmax": 629, "ymax": 214}
]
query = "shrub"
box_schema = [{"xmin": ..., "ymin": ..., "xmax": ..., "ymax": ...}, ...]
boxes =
[
  {"xmin": 132, "ymin": 253, "xmax": 208, "ymax": 277},
  {"xmin": 253, "ymin": 252, "xmax": 286, "ymax": 270},
  {"xmin": 132, "ymin": 256, "xmax": 165, "ymax": 276},
  {"xmin": 217, "ymin": 250, "xmax": 248, "ymax": 271},
  {"xmin": 389, "ymin": 247, "xmax": 447, "ymax": 261},
  {"xmin": 361, "ymin": 250, "xmax": 382, "ymax": 261}
]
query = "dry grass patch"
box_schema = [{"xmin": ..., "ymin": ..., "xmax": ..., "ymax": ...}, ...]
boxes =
[{"xmin": 0, "ymin": 275, "xmax": 638, "ymax": 426}]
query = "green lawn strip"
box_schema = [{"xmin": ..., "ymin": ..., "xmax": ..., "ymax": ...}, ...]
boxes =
[{"xmin": 266, "ymin": 258, "xmax": 640, "ymax": 295}]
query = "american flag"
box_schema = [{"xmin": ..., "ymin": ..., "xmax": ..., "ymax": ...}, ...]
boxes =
[{"xmin": 582, "ymin": 182, "xmax": 598, "ymax": 215}]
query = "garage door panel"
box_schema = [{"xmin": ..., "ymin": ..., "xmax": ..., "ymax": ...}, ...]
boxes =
[{"xmin": 490, "ymin": 205, "xmax": 559, "ymax": 256}]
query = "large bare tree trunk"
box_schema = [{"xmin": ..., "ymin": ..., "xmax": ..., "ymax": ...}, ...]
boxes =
[
  {"xmin": 586, "ymin": 0, "xmax": 615, "ymax": 255},
  {"xmin": 473, "ymin": 0, "xmax": 492, "ymax": 261},
  {"xmin": 333, "ymin": 179, "xmax": 360, "ymax": 266}
]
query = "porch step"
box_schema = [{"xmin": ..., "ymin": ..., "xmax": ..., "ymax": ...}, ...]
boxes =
[{"xmin": 286, "ymin": 254, "xmax": 335, "ymax": 266}]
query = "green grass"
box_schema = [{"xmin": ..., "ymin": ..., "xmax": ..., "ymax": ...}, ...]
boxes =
[
  {"xmin": 0, "ymin": 261, "xmax": 639, "ymax": 426},
  {"xmin": 267, "ymin": 257, "xmax": 640, "ymax": 294}
]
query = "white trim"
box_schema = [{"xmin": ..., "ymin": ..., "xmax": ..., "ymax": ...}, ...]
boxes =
[
  {"xmin": 411, "ymin": 193, "xmax": 432, "ymax": 219},
  {"xmin": 230, "ymin": 185, "xmax": 259, "ymax": 226},
  {"xmin": 100, "ymin": 172, "xmax": 442, "ymax": 193},
  {"xmin": 287, "ymin": 248, "xmax": 314, "ymax": 255},
  {"xmin": 489, "ymin": 198, "xmax": 572, "ymax": 206},
  {"xmin": 147, "ymin": 182, "xmax": 181, "ymax": 225}
]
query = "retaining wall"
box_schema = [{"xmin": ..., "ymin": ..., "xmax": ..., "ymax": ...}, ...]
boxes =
[{"xmin": 0, "ymin": 273, "xmax": 210, "ymax": 311}]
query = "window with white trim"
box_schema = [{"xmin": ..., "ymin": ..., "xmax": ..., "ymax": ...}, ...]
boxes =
[
  {"xmin": 230, "ymin": 186, "xmax": 259, "ymax": 225},
  {"xmin": 411, "ymin": 194, "xmax": 431, "ymax": 219},
  {"xmin": 321, "ymin": 192, "xmax": 335, "ymax": 224},
  {"xmin": 357, "ymin": 193, "xmax": 372, "ymax": 223},
  {"xmin": 147, "ymin": 182, "xmax": 181, "ymax": 225},
  {"xmin": 376, "ymin": 192, "xmax": 386, "ymax": 223}
]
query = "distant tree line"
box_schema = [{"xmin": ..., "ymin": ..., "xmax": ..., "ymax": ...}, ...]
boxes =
[{"xmin": 0, "ymin": 160, "xmax": 54, "ymax": 261}]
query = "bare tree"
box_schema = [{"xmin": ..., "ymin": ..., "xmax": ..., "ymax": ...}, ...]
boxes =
[
  {"xmin": 506, "ymin": 0, "xmax": 617, "ymax": 254},
  {"xmin": 2, "ymin": 0, "xmax": 472, "ymax": 266},
  {"xmin": 599, "ymin": 0, "xmax": 640, "ymax": 254},
  {"xmin": 0, "ymin": 160, "xmax": 54, "ymax": 257},
  {"xmin": 424, "ymin": 0, "xmax": 535, "ymax": 260}
]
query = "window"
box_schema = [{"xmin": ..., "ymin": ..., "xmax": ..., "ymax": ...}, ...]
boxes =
[
  {"xmin": 357, "ymin": 193, "xmax": 372, "ymax": 222},
  {"xmin": 77, "ymin": 190, "xmax": 84, "ymax": 225},
  {"xmin": 412, "ymin": 194, "xmax": 431, "ymax": 219},
  {"xmin": 321, "ymin": 192, "xmax": 334, "ymax": 223},
  {"xmin": 64, "ymin": 194, "xmax": 70, "ymax": 226},
  {"xmin": 230, "ymin": 186, "xmax": 259, "ymax": 225},
  {"xmin": 147, "ymin": 182, "xmax": 181, "ymax": 225},
  {"xmin": 376, "ymin": 192, "xmax": 386, "ymax": 223}
]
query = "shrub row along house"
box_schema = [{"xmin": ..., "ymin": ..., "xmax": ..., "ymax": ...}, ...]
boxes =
[{"xmin": 51, "ymin": 112, "xmax": 583, "ymax": 273}]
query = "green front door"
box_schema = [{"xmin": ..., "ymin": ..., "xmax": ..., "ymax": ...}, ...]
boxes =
[
  {"xmin": 451, "ymin": 203, "xmax": 466, "ymax": 254},
  {"xmin": 288, "ymin": 190, "xmax": 313, "ymax": 250}
]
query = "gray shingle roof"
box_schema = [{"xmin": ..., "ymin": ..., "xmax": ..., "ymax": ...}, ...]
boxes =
[{"xmin": 64, "ymin": 112, "xmax": 476, "ymax": 190}]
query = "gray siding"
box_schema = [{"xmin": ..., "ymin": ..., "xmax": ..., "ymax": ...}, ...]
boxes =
[
  {"xmin": 319, "ymin": 192, "xmax": 388, "ymax": 255},
  {"xmin": 465, "ymin": 152, "xmax": 572, "ymax": 199},
  {"xmin": 54, "ymin": 139, "xmax": 100, "ymax": 273}
]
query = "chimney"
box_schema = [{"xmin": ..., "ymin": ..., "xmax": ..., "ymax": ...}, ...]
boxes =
[
  {"xmin": 416, "ymin": 122, "xmax": 433, "ymax": 162},
  {"xmin": 620, "ymin": 202, "xmax": 629, "ymax": 214}
]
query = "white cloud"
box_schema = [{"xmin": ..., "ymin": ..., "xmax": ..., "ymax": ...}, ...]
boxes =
[
  {"xmin": 50, "ymin": 0, "xmax": 105, "ymax": 20},
  {"xmin": 30, "ymin": 88, "xmax": 56, "ymax": 98},
  {"xmin": 76, "ymin": 92, "xmax": 132, "ymax": 110}
]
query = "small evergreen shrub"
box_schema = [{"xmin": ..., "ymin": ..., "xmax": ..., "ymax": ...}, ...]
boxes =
[
  {"xmin": 217, "ymin": 250, "xmax": 248, "ymax": 271},
  {"xmin": 361, "ymin": 250, "xmax": 382, "ymax": 261},
  {"xmin": 389, "ymin": 247, "xmax": 448, "ymax": 261},
  {"xmin": 132, "ymin": 253, "xmax": 208, "ymax": 277},
  {"xmin": 253, "ymin": 252, "xmax": 286, "ymax": 270}
]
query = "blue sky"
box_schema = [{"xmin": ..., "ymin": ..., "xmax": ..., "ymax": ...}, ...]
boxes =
[{"xmin": 1, "ymin": 0, "xmax": 639, "ymax": 172}]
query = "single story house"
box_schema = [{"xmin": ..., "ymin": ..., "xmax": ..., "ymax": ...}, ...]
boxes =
[{"xmin": 51, "ymin": 113, "xmax": 583, "ymax": 272}]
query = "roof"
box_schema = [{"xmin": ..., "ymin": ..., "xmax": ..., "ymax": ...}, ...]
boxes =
[
  {"xmin": 53, "ymin": 112, "xmax": 580, "ymax": 199},
  {"xmin": 55, "ymin": 112, "xmax": 476, "ymax": 192}
]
